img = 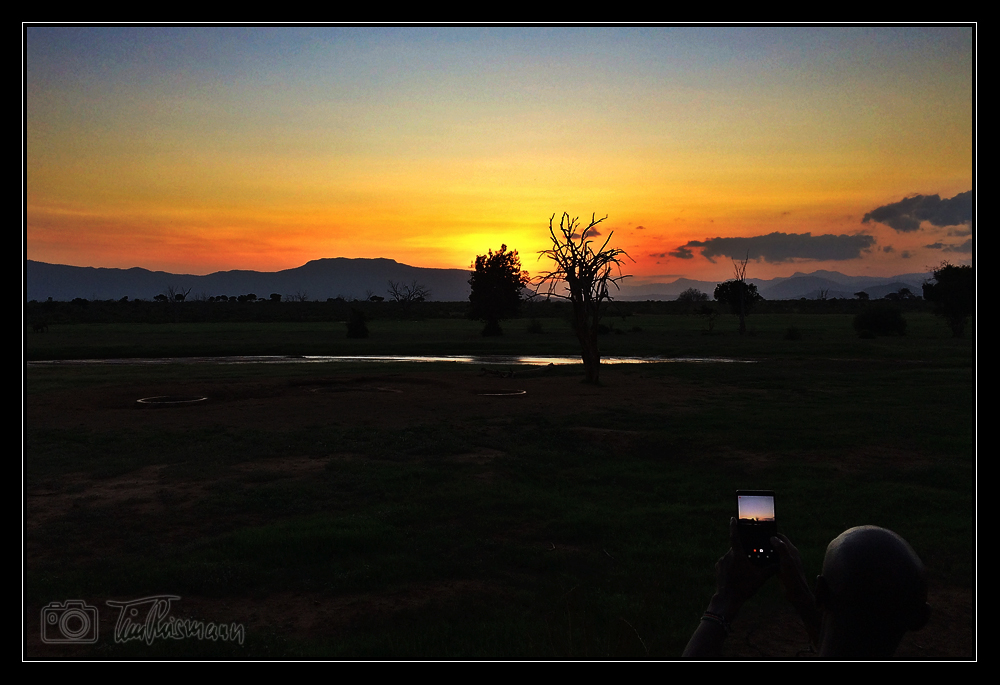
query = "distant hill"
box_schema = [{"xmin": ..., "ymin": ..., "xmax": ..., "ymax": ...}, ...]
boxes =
[
  {"xmin": 756, "ymin": 271, "xmax": 931, "ymax": 301},
  {"xmin": 25, "ymin": 258, "xmax": 473, "ymax": 303},
  {"xmin": 617, "ymin": 270, "xmax": 931, "ymax": 302},
  {"xmin": 25, "ymin": 258, "xmax": 935, "ymax": 303}
]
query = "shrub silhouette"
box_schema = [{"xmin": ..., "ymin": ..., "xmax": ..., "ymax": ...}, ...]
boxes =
[
  {"xmin": 346, "ymin": 308, "xmax": 369, "ymax": 338},
  {"xmin": 677, "ymin": 287, "xmax": 709, "ymax": 303},
  {"xmin": 853, "ymin": 303, "xmax": 907, "ymax": 337}
]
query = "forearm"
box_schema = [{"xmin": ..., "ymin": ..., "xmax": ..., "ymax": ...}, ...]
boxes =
[
  {"xmin": 681, "ymin": 593, "xmax": 740, "ymax": 658},
  {"xmin": 685, "ymin": 521, "xmax": 778, "ymax": 657}
]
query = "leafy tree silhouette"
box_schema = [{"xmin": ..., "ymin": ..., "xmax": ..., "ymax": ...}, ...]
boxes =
[
  {"xmin": 468, "ymin": 245, "xmax": 530, "ymax": 336},
  {"xmin": 923, "ymin": 263, "xmax": 974, "ymax": 337}
]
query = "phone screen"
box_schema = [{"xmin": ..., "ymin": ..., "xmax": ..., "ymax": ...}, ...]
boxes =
[
  {"xmin": 736, "ymin": 490, "xmax": 777, "ymax": 565},
  {"xmin": 737, "ymin": 494, "xmax": 775, "ymax": 522}
]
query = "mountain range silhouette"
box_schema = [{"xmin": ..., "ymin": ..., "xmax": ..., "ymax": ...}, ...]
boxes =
[{"xmin": 25, "ymin": 258, "xmax": 933, "ymax": 303}]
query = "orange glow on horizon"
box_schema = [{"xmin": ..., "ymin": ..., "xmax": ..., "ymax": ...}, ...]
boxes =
[{"xmin": 26, "ymin": 27, "xmax": 973, "ymax": 281}]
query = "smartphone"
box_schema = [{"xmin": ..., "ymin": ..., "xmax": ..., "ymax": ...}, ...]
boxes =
[{"xmin": 736, "ymin": 490, "xmax": 777, "ymax": 566}]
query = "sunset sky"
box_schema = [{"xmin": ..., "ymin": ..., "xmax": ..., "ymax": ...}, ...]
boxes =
[{"xmin": 25, "ymin": 26, "xmax": 974, "ymax": 285}]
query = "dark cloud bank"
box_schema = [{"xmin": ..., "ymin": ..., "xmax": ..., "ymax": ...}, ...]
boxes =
[
  {"xmin": 862, "ymin": 190, "xmax": 972, "ymax": 233},
  {"xmin": 668, "ymin": 232, "xmax": 876, "ymax": 263},
  {"xmin": 925, "ymin": 239, "xmax": 973, "ymax": 254},
  {"xmin": 660, "ymin": 189, "xmax": 971, "ymax": 265}
]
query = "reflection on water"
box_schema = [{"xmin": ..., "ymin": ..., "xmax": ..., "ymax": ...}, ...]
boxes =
[{"xmin": 29, "ymin": 354, "xmax": 755, "ymax": 367}]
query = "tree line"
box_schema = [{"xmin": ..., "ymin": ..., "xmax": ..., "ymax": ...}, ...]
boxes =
[
  {"xmin": 27, "ymin": 213, "xmax": 973, "ymax": 364},
  {"xmin": 466, "ymin": 218, "xmax": 973, "ymax": 382}
]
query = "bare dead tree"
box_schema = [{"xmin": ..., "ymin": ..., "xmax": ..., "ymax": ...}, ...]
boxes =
[
  {"xmin": 733, "ymin": 252, "xmax": 750, "ymax": 283},
  {"xmin": 165, "ymin": 285, "xmax": 192, "ymax": 302},
  {"xmin": 387, "ymin": 280, "xmax": 430, "ymax": 314},
  {"xmin": 732, "ymin": 253, "xmax": 751, "ymax": 334},
  {"xmin": 536, "ymin": 212, "xmax": 631, "ymax": 384},
  {"xmin": 716, "ymin": 252, "xmax": 761, "ymax": 335}
]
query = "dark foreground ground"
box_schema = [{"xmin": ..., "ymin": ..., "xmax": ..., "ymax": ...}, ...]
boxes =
[{"xmin": 24, "ymin": 355, "xmax": 974, "ymax": 659}]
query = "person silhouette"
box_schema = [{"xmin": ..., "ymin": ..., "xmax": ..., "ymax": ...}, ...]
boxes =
[{"xmin": 682, "ymin": 520, "xmax": 930, "ymax": 659}]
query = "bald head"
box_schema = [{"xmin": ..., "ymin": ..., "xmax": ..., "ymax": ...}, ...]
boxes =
[{"xmin": 817, "ymin": 526, "xmax": 930, "ymax": 657}]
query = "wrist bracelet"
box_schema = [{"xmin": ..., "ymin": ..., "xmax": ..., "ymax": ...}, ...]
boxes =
[{"xmin": 700, "ymin": 611, "xmax": 731, "ymax": 634}]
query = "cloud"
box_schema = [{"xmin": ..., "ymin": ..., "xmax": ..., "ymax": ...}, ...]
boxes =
[
  {"xmin": 862, "ymin": 190, "xmax": 972, "ymax": 233},
  {"xmin": 635, "ymin": 225, "xmax": 646, "ymax": 230},
  {"xmin": 925, "ymin": 239, "xmax": 973, "ymax": 254},
  {"xmin": 882, "ymin": 245, "xmax": 895, "ymax": 253},
  {"xmin": 671, "ymin": 232, "xmax": 876, "ymax": 264}
]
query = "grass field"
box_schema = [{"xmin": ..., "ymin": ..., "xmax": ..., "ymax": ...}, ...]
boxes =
[{"xmin": 23, "ymin": 310, "xmax": 975, "ymax": 658}]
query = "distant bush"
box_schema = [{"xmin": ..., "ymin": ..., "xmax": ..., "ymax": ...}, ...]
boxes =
[
  {"xmin": 853, "ymin": 303, "xmax": 907, "ymax": 337},
  {"xmin": 784, "ymin": 326, "xmax": 802, "ymax": 341},
  {"xmin": 677, "ymin": 287, "xmax": 709, "ymax": 303},
  {"xmin": 346, "ymin": 308, "xmax": 369, "ymax": 338},
  {"xmin": 527, "ymin": 318, "xmax": 544, "ymax": 334}
]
